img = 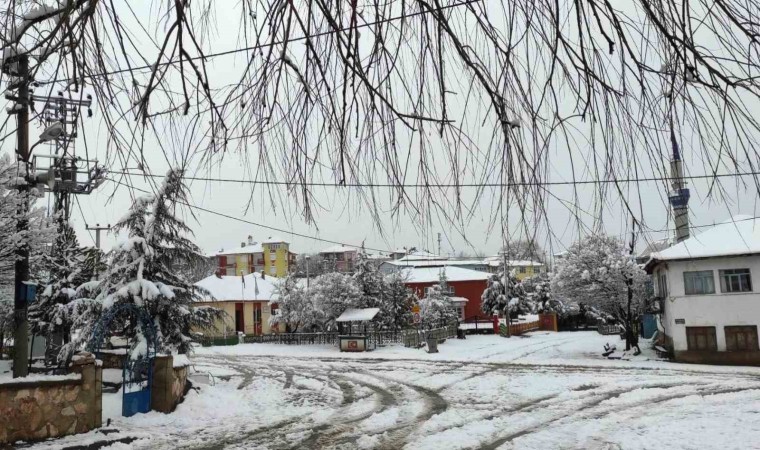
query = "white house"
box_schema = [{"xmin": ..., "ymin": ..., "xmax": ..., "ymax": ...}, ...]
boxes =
[{"xmin": 645, "ymin": 215, "xmax": 760, "ymax": 365}]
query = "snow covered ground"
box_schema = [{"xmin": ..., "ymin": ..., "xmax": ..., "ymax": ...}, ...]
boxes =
[{"xmin": 26, "ymin": 331, "xmax": 760, "ymax": 449}]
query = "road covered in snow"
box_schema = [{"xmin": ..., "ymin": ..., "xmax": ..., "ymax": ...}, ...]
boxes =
[{"xmin": 32, "ymin": 332, "xmax": 760, "ymax": 450}]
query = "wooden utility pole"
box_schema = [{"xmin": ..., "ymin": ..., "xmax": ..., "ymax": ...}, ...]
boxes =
[
  {"xmin": 13, "ymin": 55, "xmax": 30, "ymax": 378},
  {"xmin": 86, "ymin": 223, "xmax": 111, "ymax": 250}
]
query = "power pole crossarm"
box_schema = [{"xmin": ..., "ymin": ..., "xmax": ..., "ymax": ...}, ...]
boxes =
[{"xmin": 86, "ymin": 224, "xmax": 111, "ymax": 250}]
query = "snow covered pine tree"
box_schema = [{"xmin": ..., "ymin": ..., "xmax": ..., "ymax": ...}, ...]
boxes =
[
  {"xmin": 383, "ymin": 272, "xmax": 415, "ymax": 330},
  {"xmin": 29, "ymin": 217, "xmax": 92, "ymax": 363},
  {"xmin": 60, "ymin": 169, "xmax": 221, "ymax": 361},
  {"xmin": 271, "ymin": 274, "xmax": 313, "ymax": 332},
  {"xmin": 481, "ymin": 269, "xmax": 526, "ymax": 319}
]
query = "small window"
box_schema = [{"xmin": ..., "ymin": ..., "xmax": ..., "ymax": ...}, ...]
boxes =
[
  {"xmin": 686, "ymin": 326, "xmax": 717, "ymax": 351},
  {"xmin": 719, "ymin": 269, "xmax": 752, "ymax": 293},
  {"xmin": 657, "ymin": 272, "xmax": 668, "ymax": 297},
  {"xmin": 725, "ymin": 326, "xmax": 759, "ymax": 351},
  {"xmin": 683, "ymin": 270, "xmax": 715, "ymax": 295},
  {"xmin": 519, "ymin": 267, "xmax": 527, "ymax": 274}
]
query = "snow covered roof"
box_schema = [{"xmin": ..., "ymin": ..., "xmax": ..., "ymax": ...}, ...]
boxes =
[
  {"xmin": 319, "ymin": 244, "xmax": 359, "ymax": 254},
  {"xmin": 401, "ymin": 266, "xmax": 492, "ymax": 283},
  {"xmin": 396, "ymin": 251, "xmax": 447, "ymax": 262},
  {"xmin": 647, "ymin": 215, "xmax": 760, "ymax": 266},
  {"xmin": 262, "ymin": 236, "xmax": 287, "ymax": 244},
  {"xmin": 449, "ymin": 296, "xmax": 469, "ymax": 304},
  {"xmin": 195, "ymin": 272, "xmax": 278, "ymax": 302},
  {"xmin": 384, "ymin": 259, "xmax": 486, "ymax": 268},
  {"xmin": 208, "ymin": 242, "xmax": 263, "ymax": 257},
  {"xmin": 484, "ymin": 257, "xmax": 544, "ymax": 267},
  {"xmin": 336, "ymin": 308, "xmax": 380, "ymax": 322}
]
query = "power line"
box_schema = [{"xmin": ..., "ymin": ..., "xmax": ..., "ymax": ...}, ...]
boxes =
[
  {"xmin": 105, "ymin": 177, "xmax": 395, "ymax": 254},
  {"xmin": 112, "ymin": 169, "xmax": 760, "ymax": 188},
  {"xmin": 38, "ymin": 0, "xmax": 480, "ymax": 86}
]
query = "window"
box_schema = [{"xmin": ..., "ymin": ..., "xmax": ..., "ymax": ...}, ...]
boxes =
[
  {"xmin": 686, "ymin": 326, "xmax": 717, "ymax": 351},
  {"xmin": 457, "ymin": 305, "xmax": 465, "ymax": 321},
  {"xmin": 719, "ymin": 269, "xmax": 752, "ymax": 293},
  {"xmin": 725, "ymin": 326, "xmax": 759, "ymax": 351},
  {"xmin": 519, "ymin": 267, "xmax": 527, "ymax": 274},
  {"xmin": 657, "ymin": 272, "xmax": 668, "ymax": 297},
  {"xmin": 683, "ymin": 270, "xmax": 715, "ymax": 295}
]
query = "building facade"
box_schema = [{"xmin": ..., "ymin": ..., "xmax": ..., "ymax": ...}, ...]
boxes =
[
  {"xmin": 646, "ymin": 216, "xmax": 760, "ymax": 365},
  {"xmin": 401, "ymin": 267, "xmax": 491, "ymax": 321},
  {"xmin": 194, "ymin": 272, "xmax": 283, "ymax": 336},
  {"xmin": 211, "ymin": 236, "xmax": 296, "ymax": 278},
  {"xmin": 318, "ymin": 245, "xmax": 359, "ymax": 272}
]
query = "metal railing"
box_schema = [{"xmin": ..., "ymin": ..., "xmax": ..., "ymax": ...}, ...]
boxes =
[
  {"xmin": 243, "ymin": 332, "xmax": 338, "ymax": 345},
  {"xmin": 597, "ymin": 324, "xmax": 621, "ymax": 335},
  {"xmin": 402, "ymin": 321, "xmax": 458, "ymax": 348}
]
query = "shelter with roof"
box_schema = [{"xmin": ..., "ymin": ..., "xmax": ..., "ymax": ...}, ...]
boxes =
[
  {"xmin": 194, "ymin": 272, "xmax": 283, "ymax": 337},
  {"xmin": 645, "ymin": 215, "xmax": 760, "ymax": 365}
]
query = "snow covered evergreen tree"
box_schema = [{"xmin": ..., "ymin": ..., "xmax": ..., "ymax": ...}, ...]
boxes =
[
  {"xmin": 353, "ymin": 250, "xmax": 385, "ymax": 309},
  {"xmin": 481, "ymin": 269, "xmax": 526, "ymax": 317},
  {"xmin": 61, "ymin": 169, "xmax": 221, "ymax": 360},
  {"xmin": 271, "ymin": 275, "xmax": 313, "ymax": 332},
  {"xmin": 418, "ymin": 271, "xmax": 457, "ymax": 326},
  {"xmin": 309, "ymin": 272, "xmax": 361, "ymax": 330},
  {"xmin": 382, "ymin": 271, "xmax": 415, "ymax": 329},
  {"xmin": 551, "ymin": 234, "xmax": 650, "ymax": 349},
  {"xmin": 29, "ymin": 217, "xmax": 90, "ymax": 352}
]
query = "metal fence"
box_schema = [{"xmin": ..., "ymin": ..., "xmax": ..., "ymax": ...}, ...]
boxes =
[
  {"xmin": 597, "ymin": 324, "xmax": 621, "ymax": 335},
  {"xmin": 401, "ymin": 322, "xmax": 458, "ymax": 348},
  {"xmin": 199, "ymin": 336, "xmax": 239, "ymax": 347},
  {"xmin": 243, "ymin": 333, "xmax": 338, "ymax": 345}
]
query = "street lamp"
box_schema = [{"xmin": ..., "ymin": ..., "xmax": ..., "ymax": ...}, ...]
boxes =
[{"xmin": 28, "ymin": 121, "xmax": 64, "ymax": 156}]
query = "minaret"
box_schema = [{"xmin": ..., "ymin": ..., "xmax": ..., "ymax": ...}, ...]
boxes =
[{"xmin": 668, "ymin": 129, "xmax": 690, "ymax": 242}]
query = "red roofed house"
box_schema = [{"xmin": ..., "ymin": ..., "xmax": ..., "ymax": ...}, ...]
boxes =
[{"xmin": 400, "ymin": 266, "xmax": 491, "ymax": 322}]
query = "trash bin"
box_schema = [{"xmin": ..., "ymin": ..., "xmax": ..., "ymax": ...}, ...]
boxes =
[
  {"xmin": 426, "ymin": 337, "xmax": 438, "ymax": 353},
  {"xmin": 457, "ymin": 328, "xmax": 466, "ymax": 339}
]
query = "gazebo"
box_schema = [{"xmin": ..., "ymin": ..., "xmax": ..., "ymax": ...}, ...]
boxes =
[{"xmin": 336, "ymin": 308, "xmax": 380, "ymax": 352}]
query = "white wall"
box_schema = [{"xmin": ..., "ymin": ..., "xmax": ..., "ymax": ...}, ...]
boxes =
[{"xmin": 655, "ymin": 255, "xmax": 760, "ymax": 351}]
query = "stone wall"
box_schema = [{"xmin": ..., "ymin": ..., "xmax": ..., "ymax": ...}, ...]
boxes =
[
  {"xmin": 0, "ymin": 353, "xmax": 102, "ymax": 445},
  {"xmin": 151, "ymin": 355, "xmax": 189, "ymax": 413}
]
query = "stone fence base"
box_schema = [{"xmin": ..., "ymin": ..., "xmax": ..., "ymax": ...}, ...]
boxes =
[
  {"xmin": 0, "ymin": 352, "xmax": 102, "ymax": 445},
  {"xmin": 152, "ymin": 355, "xmax": 190, "ymax": 413}
]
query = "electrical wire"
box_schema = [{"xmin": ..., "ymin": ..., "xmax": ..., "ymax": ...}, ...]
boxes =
[{"xmin": 113, "ymin": 169, "xmax": 760, "ymax": 188}]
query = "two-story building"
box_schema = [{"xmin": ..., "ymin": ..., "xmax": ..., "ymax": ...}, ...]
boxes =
[
  {"xmin": 484, "ymin": 257, "xmax": 545, "ymax": 280},
  {"xmin": 645, "ymin": 216, "xmax": 760, "ymax": 365},
  {"xmin": 318, "ymin": 245, "xmax": 359, "ymax": 272},
  {"xmin": 210, "ymin": 236, "xmax": 297, "ymax": 278},
  {"xmin": 194, "ymin": 271, "xmax": 282, "ymax": 336}
]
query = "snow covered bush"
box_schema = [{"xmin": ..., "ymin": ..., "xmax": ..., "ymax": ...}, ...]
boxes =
[
  {"xmin": 551, "ymin": 234, "xmax": 650, "ymax": 349},
  {"xmin": 418, "ymin": 272, "xmax": 457, "ymax": 326},
  {"xmin": 60, "ymin": 169, "xmax": 222, "ymax": 361},
  {"xmin": 271, "ymin": 275, "xmax": 314, "ymax": 332}
]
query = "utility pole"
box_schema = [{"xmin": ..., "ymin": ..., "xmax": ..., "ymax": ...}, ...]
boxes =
[
  {"xmin": 502, "ymin": 245, "xmax": 511, "ymax": 338},
  {"xmin": 86, "ymin": 224, "xmax": 111, "ymax": 250},
  {"xmin": 437, "ymin": 232, "xmax": 442, "ymax": 257},
  {"xmin": 13, "ymin": 55, "xmax": 31, "ymax": 378}
]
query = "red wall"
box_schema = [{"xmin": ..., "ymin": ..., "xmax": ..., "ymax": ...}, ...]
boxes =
[{"xmin": 406, "ymin": 279, "xmax": 488, "ymax": 320}]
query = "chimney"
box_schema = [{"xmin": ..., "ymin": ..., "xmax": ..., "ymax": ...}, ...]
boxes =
[
  {"xmin": 248, "ymin": 235, "xmax": 253, "ymax": 245},
  {"xmin": 241, "ymin": 242, "xmax": 246, "ymax": 248}
]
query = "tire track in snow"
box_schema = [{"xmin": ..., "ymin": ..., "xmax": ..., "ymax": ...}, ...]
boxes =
[{"xmin": 477, "ymin": 383, "xmax": 760, "ymax": 450}]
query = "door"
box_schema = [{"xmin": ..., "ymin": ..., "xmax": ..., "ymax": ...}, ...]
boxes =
[
  {"xmin": 253, "ymin": 303, "xmax": 263, "ymax": 335},
  {"xmin": 235, "ymin": 303, "xmax": 245, "ymax": 333}
]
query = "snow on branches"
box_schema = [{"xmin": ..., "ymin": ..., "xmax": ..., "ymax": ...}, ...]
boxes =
[
  {"xmin": 61, "ymin": 169, "xmax": 221, "ymax": 360},
  {"xmin": 481, "ymin": 269, "xmax": 527, "ymax": 317}
]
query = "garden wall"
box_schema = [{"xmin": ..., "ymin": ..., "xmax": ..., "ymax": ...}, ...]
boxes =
[
  {"xmin": 151, "ymin": 355, "xmax": 190, "ymax": 413},
  {"xmin": 0, "ymin": 352, "xmax": 102, "ymax": 445}
]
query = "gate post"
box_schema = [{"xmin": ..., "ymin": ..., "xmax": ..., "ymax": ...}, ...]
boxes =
[{"xmin": 151, "ymin": 355, "xmax": 173, "ymax": 413}]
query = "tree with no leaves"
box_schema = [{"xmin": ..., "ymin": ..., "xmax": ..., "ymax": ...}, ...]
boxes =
[{"xmin": 1, "ymin": 1, "xmax": 759, "ymax": 234}]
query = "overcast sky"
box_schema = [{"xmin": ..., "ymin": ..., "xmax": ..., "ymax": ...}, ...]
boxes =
[{"xmin": 3, "ymin": 1, "xmax": 758, "ymax": 259}]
